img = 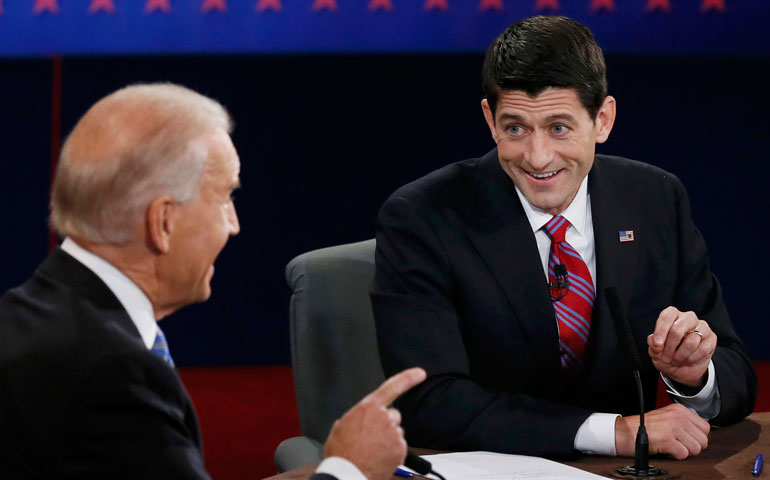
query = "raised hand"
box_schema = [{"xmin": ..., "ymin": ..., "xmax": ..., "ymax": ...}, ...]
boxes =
[
  {"xmin": 647, "ymin": 307, "xmax": 716, "ymax": 387},
  {"xmin": 323, "ymin": 367, "xmax": 427, "ymax": 480}
]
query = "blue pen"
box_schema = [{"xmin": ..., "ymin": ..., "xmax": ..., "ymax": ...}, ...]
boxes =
[
  {"xmin": 753, "ymin": 453, "xmax": 763, "ymax": 476},
  {"xmin": 395, "ymin": 467, "xmax": 414, "ymax": 478}
]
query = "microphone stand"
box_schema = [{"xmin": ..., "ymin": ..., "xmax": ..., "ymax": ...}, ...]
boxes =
[
  {"xmin": 605, "ymin": 287, "xmax": 672, "ymax": 478},
  {"xmin": 615, "ymin": 370, "xmax": 667, "ymax": 477}
]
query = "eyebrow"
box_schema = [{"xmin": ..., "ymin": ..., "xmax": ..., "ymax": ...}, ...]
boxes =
[
  {"xmin": 545, "ymin": 113, "xmax": 578, "ymax": 123},
  {"xmin": 497, "ymin": 113, "xmax": 525, "ymax": 123}
]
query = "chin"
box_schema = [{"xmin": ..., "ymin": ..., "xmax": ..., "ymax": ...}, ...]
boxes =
[
  {"xmin": 189, "ymin": 285, "xmax": 212, "ymax": 305},
  {"xmin": 530, "ymin": 196, "xmax": 562, "ymax": 212},
  {"xmin": 199, "ymin": 287, "xmax": 213, "ymax": 302}
]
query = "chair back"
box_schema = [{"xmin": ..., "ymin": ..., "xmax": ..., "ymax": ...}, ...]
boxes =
[{"xmin": 286, "ymin": 238, "xmax": 384, "ymax": 443}]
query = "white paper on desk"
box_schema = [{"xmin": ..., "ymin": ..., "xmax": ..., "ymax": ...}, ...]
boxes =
[{"xmin": 420, "ymin": 451, "xmax": 611, "ymax": 480}]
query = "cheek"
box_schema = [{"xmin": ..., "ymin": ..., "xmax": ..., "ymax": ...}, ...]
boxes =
[
  {"xmin": 210, "ymin": 214, "xmax": 232, "ymax": 248},
  {"xmin": 497, "ymin": 144, "xmax": 523, "ymax": 166},
  {"xmin": 565, "ymin": 137, "xmax": 595, "ymax": 157},
  {"xmin": 494, "ymin": 128, "xmax": 514, "ymax": 146}
]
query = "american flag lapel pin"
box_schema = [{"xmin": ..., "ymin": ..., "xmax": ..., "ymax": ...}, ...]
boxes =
[{"xmin": 618, "ymin": 230, "xmax": 634, "ymax": 242}]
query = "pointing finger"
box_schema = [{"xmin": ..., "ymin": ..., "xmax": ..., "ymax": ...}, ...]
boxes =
[{"xmin": 367, "ymin": 367, "xmax": 427, "ymax": 407}]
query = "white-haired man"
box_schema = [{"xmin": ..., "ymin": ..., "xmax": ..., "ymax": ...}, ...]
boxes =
[{"xmin": 0, "ymin": 83, "xmax": 424, "ymax": 479}]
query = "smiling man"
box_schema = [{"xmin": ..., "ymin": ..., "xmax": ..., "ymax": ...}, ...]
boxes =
[
  {"xmin": 372, "ymin": 16, "xmax": 756, "ymax": 459},
  {"xmin": 0, "ymin": 83, "xmax": 426, "ymax": 479}
]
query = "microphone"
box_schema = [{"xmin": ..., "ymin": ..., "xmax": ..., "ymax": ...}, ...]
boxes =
[
  {"xmin": 548, "ymin": 264, "xmax": 570, "ymax": 301},
  {"xmin": 405, "ymin": 452, "xmax": 446, "ymax": 480},
  {"xmin": 605, "ymin": 287, "xmax": 667, "ymax": 478},
  {"xmin": 549, "ymin": 264, "xmax": 569, "ymax": 289}
]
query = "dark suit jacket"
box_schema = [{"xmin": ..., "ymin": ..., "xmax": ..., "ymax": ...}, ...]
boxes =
[
  {"xmin": 372, "ymin": 150, "xmax": 757, "ymax": 458},
  {"xmin": 0, "ymin": 248, "xmax": 209, "ymax": 479},
  {"xmin": 0, "ymin": 248, "xmax": 342, "ymax": 480}
]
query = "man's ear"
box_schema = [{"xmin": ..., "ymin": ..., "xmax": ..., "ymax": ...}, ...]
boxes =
[
  {"xmin": 595, "ymin": 95, "xmax": 617, "ymax": 144},
  {"xmin": 481, "ymin": 99, "xmax": 499, "ymax": 144},
  {"xmin": 146, "ymin": 196, "xmax": 175, "ymax": 254}
]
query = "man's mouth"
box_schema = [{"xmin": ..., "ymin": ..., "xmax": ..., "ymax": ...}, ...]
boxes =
[{"xmin": 527, "ymin": 169, "xmax": 561, "ymax": 180}]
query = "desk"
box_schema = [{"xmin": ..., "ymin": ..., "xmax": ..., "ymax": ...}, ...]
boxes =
[{"xmin": 265, "ymin": 412, "xmax": 769, "ymax": 479}]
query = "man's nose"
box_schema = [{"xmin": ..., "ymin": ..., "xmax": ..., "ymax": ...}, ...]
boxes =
[
  {"xmin": 229, "ymin": 202, "xmax": 240, "ymax": 236},
  {"xmin": 525, "ymin": 131, "xmax": 554, "ymax": 170}
]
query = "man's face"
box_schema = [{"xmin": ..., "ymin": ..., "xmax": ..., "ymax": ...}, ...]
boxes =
[
  {"xmin": 482, "ymin": 88, "xmax": 615, "ymax": 215},
  {"xmin": 162, "ymin": 128, "xmax": 241, "ymax": 308}
]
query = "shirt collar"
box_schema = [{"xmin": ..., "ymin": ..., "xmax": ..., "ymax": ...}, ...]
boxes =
[
  {"xmin": 514, "ymin": 175, "xmax": 590, "ymax": 236},
  {"xmin": 60, "ymin": 237, "xmax": 158, "ymax": 349}
]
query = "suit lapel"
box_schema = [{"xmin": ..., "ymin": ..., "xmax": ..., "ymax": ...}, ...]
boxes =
[
  {"xmin": 584, "ymin": 156, "xmax": 640, "ymax": 378},
  {"xmin": 467, "ymin": 151, "xmax": 562, "ymax": 382}
]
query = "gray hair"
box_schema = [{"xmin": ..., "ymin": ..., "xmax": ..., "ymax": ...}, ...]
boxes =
[{"xmin": 50, "ymin": 83, "xmax": 233, "ymax": 244}]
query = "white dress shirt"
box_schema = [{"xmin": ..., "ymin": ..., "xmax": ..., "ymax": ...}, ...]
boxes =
[
  {"xmin": 60, "ymin": 237, "xmax": 364, "ymax": 479},
  {"xmin": 513, "ymin": 178, "xmax": 720, "ymax": 456},
  {"xmin": 61, "ymin": 237, "xmax": 158, "ymax": 348}
]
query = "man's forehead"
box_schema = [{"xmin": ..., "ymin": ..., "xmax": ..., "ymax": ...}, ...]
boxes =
[
  {"xmin": 496, "ymin": 87, "xmax": 581, "ymax": 108},
  {"xmin": 204, "ymin": 131, "xmax": 240, "ymax": 178},
  {"xmin": 494, "ymin": 87, "xmax": 589, "ymax": 119}
]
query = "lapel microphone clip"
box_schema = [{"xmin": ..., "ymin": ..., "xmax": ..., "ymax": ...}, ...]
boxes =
[{"xmin": 549, "ymin": 263, "xmax": 570, "ymax": 301}]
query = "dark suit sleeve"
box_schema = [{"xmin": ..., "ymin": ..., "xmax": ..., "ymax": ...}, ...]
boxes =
[
  {"xmin": 57, "ymin": 353, "xmax": 210, "ymax": 479},
  {"xmin": 669, "ymin": 176, "xmax": 756, "ymax": 424},
  {"xmin": 372, "ymin": 195, "xmax": 592, "ymax": 458}
]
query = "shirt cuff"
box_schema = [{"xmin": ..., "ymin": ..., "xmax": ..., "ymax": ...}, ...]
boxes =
[
  {"xmin": 574, "ymin": 412, "xmax": 621, "ymax": 456},
  {"xmin": 661, "ymin": 360, "xmax": 721, "ymax": 419},
  {"xmin": 315, "ymin": 456, "xmax": 367, "ymax": 480}
]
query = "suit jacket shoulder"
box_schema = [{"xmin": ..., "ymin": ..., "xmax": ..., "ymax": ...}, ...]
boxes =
[
  {"xmin": 382, "ymin": 149, "xmax": 511, "ymax": 224},
  {"xmin": 0, "ymin": 249, "xmax": 208, "ymax": 479}
]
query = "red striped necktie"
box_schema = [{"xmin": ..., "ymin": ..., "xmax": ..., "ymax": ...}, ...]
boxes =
[{"xmin": 543, "ymin": 215, "xmax": 595, "ymax": 374}]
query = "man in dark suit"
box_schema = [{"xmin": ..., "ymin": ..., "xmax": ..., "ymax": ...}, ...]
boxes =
[
  {"xmin": 372, "ymin": 16, "xmax": 756, "ymax": 460},
  {"xmin": 0, "ymin": 83, "xmax": 425, "ymax": 479}
]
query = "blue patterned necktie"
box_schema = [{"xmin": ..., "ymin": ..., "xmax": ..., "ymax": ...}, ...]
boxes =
[{"xmin": 151, "ymin": 327, "xmax": 175, "ymax": 368}]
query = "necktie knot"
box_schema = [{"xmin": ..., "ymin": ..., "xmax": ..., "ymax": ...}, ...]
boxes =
[
  {"xmin": 544, "ymin": 215, "xmax": 570, "ymax": 244},
  {"xmin": 151, "ymin": 327, "xmax": 175, "ymax": 368}
]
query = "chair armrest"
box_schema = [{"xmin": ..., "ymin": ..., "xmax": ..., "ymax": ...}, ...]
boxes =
[{"xmin": 274, "ymin": 436, "xmax": 324, "ymax": 472}]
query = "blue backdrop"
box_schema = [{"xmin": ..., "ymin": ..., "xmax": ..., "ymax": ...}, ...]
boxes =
[{"xmin": 0, "ymin": 0, "xmax": 768, "ymax": 56}]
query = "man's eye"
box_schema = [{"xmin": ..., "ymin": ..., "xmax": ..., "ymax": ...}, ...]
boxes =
[
  {"xmin": 552, "ymin": 124, "xmax": 569, "ymax": 135},
  {"xmin": 507, "ymin": 125, "xmax": 523, "ymax": 135}
]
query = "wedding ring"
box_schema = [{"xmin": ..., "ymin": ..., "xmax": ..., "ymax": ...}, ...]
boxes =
[{"xmin": 687, "ymin": 329, "xmax": 704, "ymax": 339}]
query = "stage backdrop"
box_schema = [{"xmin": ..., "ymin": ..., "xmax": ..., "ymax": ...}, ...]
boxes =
[
  {"xmin": 1, "ymin": 1, "xmax": 768, "ymax": 366},
  {"xmin": 0, "ymin": 0, "xmax": 767, "ymax": 56},
  {"xmin": 0, "ymin": 54, "xmax": 768, "ymax": 367}
]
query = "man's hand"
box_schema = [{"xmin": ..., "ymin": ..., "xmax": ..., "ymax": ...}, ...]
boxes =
[
  {"xmin": 615, "ymin": 403, "xmax": 710, "ymax": 459},
  {"xmin": 647, "ymin": 307, "xmax": 716, "ymax": 387},
  {"xmin": 323, "ymin": 367, "xmax": 427, "ymax": 480}
]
